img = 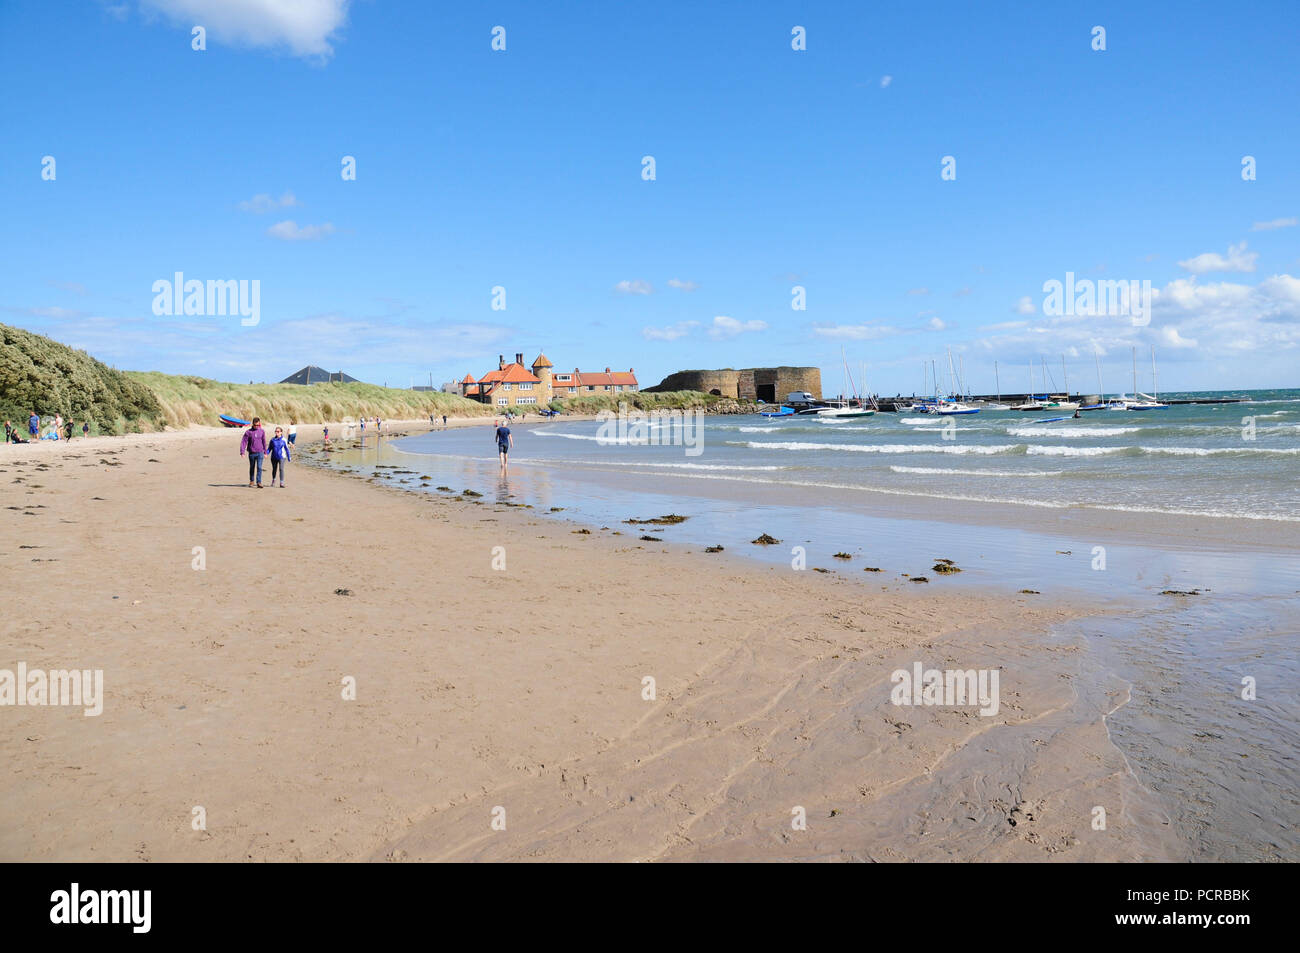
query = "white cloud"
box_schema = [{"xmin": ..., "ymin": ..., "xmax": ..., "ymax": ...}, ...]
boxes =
[
  {"xmin": 614, "ymin": 279, "xmax": 653, "ymax": 295},
  {"xmin": 1177, "ymin": 241, "xmax": 1258, "ymax": 274},
  {"xmin": 1014, "ymin": 295, "xmax": 1036, "ymax": 315},
  {"xmin": 907, "ymin": 287, "xmax": 929, "ymax": 296},
  {"xmin": 880, "ymin": 75, "xmax": 893, "ymax": 88},
  {"xmin": 666, "ymin": 278, "xmax": 698, "ymax": 292},
  {"xmin": 972, "ymin": 274, "xmax": 1300, "ymax": 361},
  {"xmin": 641, "ymin": 321, "xmax": 699, "ymax": 341},
  {"xmin": 4, "ymin": 305, "xmax": 87, "ymax": 319},
  {"xmin": 140, "ymin": 0, "xmax": 350, "ymax": 58},
  {"xmin": 812, "ymin": 323, "xmax": 902, "ymax": 341},
  {"xmin": 709, "ymin": 315, "xmax": 767, "ymax": 340},
  {"xmin": 1251, "ymin": 217, "xmax": 1297, "ymax": 231},
  {"xmin": 239, "ymin": 191, "xmax": 300, "ymax": 213},
  {"xmin": 928, "ymin": 317, "xmax": 946, "ymax": 331},
  {"xmin": 47, "ymin": 280, "xmax": 88, "ymax": 296},
  {"xmin": 266, "ymin": 220, "xmax": 335, "ymax": 241}
]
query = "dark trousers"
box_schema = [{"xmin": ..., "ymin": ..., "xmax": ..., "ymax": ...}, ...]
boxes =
[
  {"xmin": 248, "ymin": 452, "xmax": 264, "ymax": 484},
  {"xmin": 271, "ymin": 457, "xmax": 286, "ymax": 484}
]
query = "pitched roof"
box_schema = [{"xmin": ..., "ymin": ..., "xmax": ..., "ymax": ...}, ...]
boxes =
[
  {"xmin": 480, "ymin": 362, "xmax": 539, "ymax": 384},
  {"xmin": 280, "ymin": 365, "xmax": 359, "ymax": 385},
  {"xmin": 461, "ymin": 373, "xmax": 477, "ymax": 383},
  {"xmin": 532, "ymin": 353, "xmax": 553, "ymax": 368},
  {"xmin": 574, "ymin": 368, "xmax": 638, "ymax": 387}
]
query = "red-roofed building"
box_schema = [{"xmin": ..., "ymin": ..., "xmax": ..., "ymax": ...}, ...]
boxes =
[{"xmin": 458, "ymin": 353, "xmax": 638, "ymax": 408}]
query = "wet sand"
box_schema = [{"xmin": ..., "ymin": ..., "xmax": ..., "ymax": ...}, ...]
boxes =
[{"xmin": 0, "ymin": 426, "xmax": 1276, "ymax": 861}]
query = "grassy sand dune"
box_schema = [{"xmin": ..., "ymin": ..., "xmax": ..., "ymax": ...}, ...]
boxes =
[
  {"xmin": 129, "ymin": 372, "xmax": 493, "ymax": 429},
  {"xmin": 0, "ymin": 323, "xmax": 163, "ymax": 433}
]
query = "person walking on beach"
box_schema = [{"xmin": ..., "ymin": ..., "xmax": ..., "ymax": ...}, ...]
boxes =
[
  {"xmin": 268, "ymin": 426, "xmax": 291, "ymax": 487},
  {"xmin": 495, "ymin": 417, "xmax": 513, "ymax": 474},
  {"xmin": 28, "ymin": 411, "xmax": 39, "ymax": 440},
  {"xmin": 54, "ymin": 413, "xmax": 63, "ymax": 439},
  {"xmin": 3, "ymin": 421, "xmax": 11, "ymax": 443},
  {"xmin": 323, "ymin": 425, "xmax": 330, "ymax": 445},
  {"xmin": 239, "ymin": 417, "xmax": 268, "ymax": 488},
  {"xmin": 442, "ymin": 414, "xmax": 447, "ymax": 428},
  {"xmin": 360, "ymin": 417, "xmax": 366, "ymax": 436},
  {"xmin": 288, "ymin": 421, "xmax": 297, "ymax": 446},
  {"xmin": 82, "ymin": 421, "xmax": 89, "ymax": 439}
]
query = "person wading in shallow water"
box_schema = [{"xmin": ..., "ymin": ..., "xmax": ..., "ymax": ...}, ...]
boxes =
[
  {"xmin": 495, "ymin": 418, "xmax": 513, "ymax": 474},
  {"xmin": 239, "ymin": 417, "xmax": 268, "ymax": 488}
]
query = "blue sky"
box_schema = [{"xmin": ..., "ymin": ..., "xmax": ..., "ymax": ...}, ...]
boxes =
[{"xmin": 2, "ymin": 0, "xmax": 1298, "ymax": 395}]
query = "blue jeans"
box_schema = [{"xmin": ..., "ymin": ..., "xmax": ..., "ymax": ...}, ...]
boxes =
[{"xmin": 248, "ymin": 452, "xmax": 264, "ymax": 484}]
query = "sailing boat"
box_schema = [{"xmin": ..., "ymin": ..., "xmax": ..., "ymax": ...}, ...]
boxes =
[
  {"xmin": 1013, "ymin": 358, "xmax": 1046, "ymax": 410},
  {"xmin": 817, "ymin": 347, "xmax": 876, "ymax": 418},
  {"xmin": 1079, "ymin": 345, "xmax": 1107, "ymax": 410},
  {"xmin": 933, "ymin": 348, "xmax": 980, "ymax": 414},
  {"xmin": 1041, "ymin": 356, "xmax": 1079, "ymax": 411},
  {"xmin": 980, "ymin": 360, "xmax": 1011, "ymax": 410},
  {"xmin": 1126, "ymin": 346, "xmax": 1168, "ymax": 411}
]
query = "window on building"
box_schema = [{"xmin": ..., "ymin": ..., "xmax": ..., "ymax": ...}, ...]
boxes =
[
  {"xmin": 502, "ymin": 383, "xmax": 512, "ymax": 390},
  {"xmin": 518, "ymin": 382, "xmax": 532, "ymax": 390},
  {"xmin": 497, "ymin": 398, "xmax": 508, "ymax": 406}
]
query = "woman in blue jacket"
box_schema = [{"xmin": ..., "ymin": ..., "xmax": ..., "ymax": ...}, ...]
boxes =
[{"xmin": 268, "ymin": 426, "xmax": 292, "ymax": 488}]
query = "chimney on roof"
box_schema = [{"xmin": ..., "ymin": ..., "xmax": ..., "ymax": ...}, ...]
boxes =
[
  {"xmin": 515, "ymin": 352, "xmax": 523, "ymax": 365},
  {"xmin": 498, "ymin": 354, "xmax": 505, "ymax": 370}
]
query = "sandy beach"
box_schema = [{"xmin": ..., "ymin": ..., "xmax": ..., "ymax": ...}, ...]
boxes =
[{"xmin": 0, "ymin": 424, "xmax": 1194, "ymax": 862}]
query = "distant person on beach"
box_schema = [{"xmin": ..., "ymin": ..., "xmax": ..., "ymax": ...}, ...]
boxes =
[
  {"xmin": 288, "ymin": 421, "xmax": 297, "ymax": 446},
  {"xmin": 323, "ymin": 425, "xmax": 330, "ymax": 445},
  {"xmin": 82, "ymin": 421, "xmax": 89, "ymax": 439},
  {"xmin": 269, "ymin": 426, "xmax": 291, "ymax": 487},
  {"xmin": 360, "ymin": 417, "xmax": 366, "ymax": 435},
  {"xmin": 239, "ymin": 417, "xmax": 268, "ymax": 488},
  {"xmin": 54, "ymin": 414, "xmax": 63, "ymax": 438},
  {"xmin": 495, "ymin": 418, "xmax": 513, "ymax": 473},
  {"xmin": 442, "ymin": 415, "xmax": 447, "ymax": 427},
  {"xmin": 28, "ymin": 412, "xmax": 39, "ymax": 440},
  {"xmin": 3, "ymin": 421, "xmax": 10, "ymax": 442},
  {"xmin": 65, "ymin": 419, "xmax": 72, "ymax": 440}
]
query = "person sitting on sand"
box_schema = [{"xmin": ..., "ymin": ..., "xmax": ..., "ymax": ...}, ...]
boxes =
[
  {"xmin": 495, "ymin": 418, "xmax": 513, "ymax": 473},
  {"xmin": 239, "ymin": 417, "xmax": 269, "ymax": 488},
  {"xmin": 268, "ymin": 426, "xmax": 291, "ymax": 488}
]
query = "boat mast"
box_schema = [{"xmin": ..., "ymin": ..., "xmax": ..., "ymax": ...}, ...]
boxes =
[
  {"xmin": 995, "ymin": 360, "xmax": 1000, "ymax": 401},
  {"xmin": 1151, "ymin": 346, "xmax": 1158, "ymax": 401},
  {"xmin": 1062, "ymin": 354, "xmax": 1068, "ymax": 400},
  {"xmin": 1132, "ymin": 346, "xmax": 1138, "ymax": 399}
]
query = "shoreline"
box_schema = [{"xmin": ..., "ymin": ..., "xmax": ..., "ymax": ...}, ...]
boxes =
[{"xmin": 2, "ymin": 429, "xmax": 1292, "ymax": 861}]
